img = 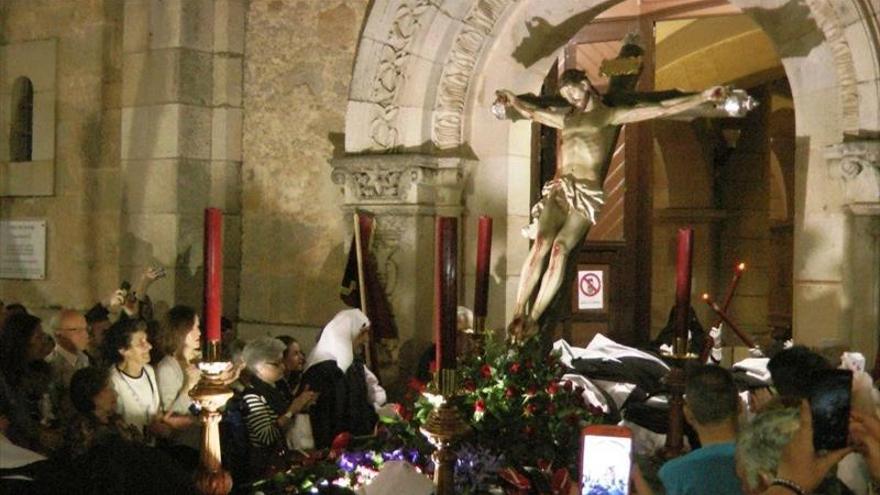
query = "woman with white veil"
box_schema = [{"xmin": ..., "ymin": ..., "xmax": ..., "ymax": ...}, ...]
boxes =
[{"xmin": 301, "ymin": 309, "xmax": 378, "ymax": 448}]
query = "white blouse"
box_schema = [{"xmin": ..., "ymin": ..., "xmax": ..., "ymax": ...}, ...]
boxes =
[
  {"xmin": 110, "ymin": 364, "xmax": 160, "ymax": 430},
  {"xmin": 155, "ymin": 355, "xmax": 194, "ymax": 415}
]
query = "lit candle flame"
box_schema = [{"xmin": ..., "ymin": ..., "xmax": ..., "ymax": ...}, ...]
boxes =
[
  {"xmin": 737, "ymin": 262, "xmax": 746, "ymax": 272},
  {"xmin": 702, "ymin": 293, "xmax": 710, "ymax": 301}
]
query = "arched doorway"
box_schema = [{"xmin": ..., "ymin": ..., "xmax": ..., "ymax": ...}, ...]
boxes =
[{"xmin": 339, "ymin": 0, "xmax": 880, "ymax": 365}]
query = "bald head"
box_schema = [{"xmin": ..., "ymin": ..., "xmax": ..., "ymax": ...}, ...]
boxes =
[{"xmin": 55, "ymin": 309, "xmax": 90, "ymax": 353}]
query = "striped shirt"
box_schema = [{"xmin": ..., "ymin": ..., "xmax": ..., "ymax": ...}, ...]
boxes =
[{"xmin": 241, "ymin": 389, "xmax": 283, "ymax": 448}]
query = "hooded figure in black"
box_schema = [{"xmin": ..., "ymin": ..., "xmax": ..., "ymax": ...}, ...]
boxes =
[
  {"xmin": 651, "ymin": 305, "xmax": 706, "ymax": 357},
  {"xmin": 301, "ymin": 309, "xmax": 378, "ymax": 449}
]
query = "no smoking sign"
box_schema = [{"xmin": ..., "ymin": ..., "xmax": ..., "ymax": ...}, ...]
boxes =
[{"xmin": 577, "ymin": 270, "xmax": 604, "ymax": 310}]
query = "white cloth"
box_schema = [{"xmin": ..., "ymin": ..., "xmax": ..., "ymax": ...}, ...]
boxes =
[
  {"xmin": 0, "ymin": 433, "xmax": 46, "ymax": 469},
  {"xmin": 156, "ymin": 355, "xmax": 193, "ymax": 415},
  {"xmin": 110, "ymin": 364, "xmax": 160, "ymax": 430},
  {"xmin": 306, "ymin": 309, "xmax": 370, "ymax": 372},
  {"xmin": 365, "ymin": 366, "xmax": 387, "ymax": 410},
  {"xmin": 553, "ymin": 335, "xmax": 669, "ymax": 370},
  {"xmin": 841, "ymin": 352, "xmax": 867, "ymax": 373},
  {"xmin": 732, "ymin": 357, "xmax": 771, "ymax": 383},
  {"xmin": 357, "ymin": 460, "xmax": 433, "ymax": 495},
  {"xmin": 285, "ymin": 413, "xmax": 315, "ymax": 451},
  {"xmin": 561, "ymin": 373, "xmax": 610, "ymax": 413}
]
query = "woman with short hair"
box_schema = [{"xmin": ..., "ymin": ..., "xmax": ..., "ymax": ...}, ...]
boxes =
[
  {"xmin": 102, "ymin": 319, "xmax": 172, "ymax": 440},
  {"xmin": 240, "ymin": 337, "xmax": 317, "ymax": 460}
]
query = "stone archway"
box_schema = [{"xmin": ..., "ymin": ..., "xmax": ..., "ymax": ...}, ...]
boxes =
[{"xmin": 338, "ymin": 0, "xmax": 880, "ymax": 359}]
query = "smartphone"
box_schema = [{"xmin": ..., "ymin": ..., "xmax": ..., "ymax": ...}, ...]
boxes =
[
  {"xmin": 579, "ymin": 425, "xmax": 632, "ymax": 495},
  {"xmin": 810, "ymin": 368, "xmax": 852, "ymax": 451}
]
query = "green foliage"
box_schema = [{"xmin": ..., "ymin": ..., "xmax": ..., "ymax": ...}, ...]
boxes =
[{"xmin": 414, "ymin": 333, "xmax": 605, "ymax": 474}]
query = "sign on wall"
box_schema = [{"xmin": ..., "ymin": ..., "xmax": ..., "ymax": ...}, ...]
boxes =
[
  {"xmin": 0, "ymin": 220, "xmax": 47, "ymax": 280},
  {"xmin": 576, "ymin": 267, "xmax": 605, "ymax": 311}
]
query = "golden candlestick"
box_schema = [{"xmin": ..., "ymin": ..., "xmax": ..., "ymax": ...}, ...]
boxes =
[
  {"xmin": 421, "ymin": 371, "xmax": 469, "ymax": 495},
  {"xmin": 190, "ymin": 359, "xmax": 235, "ymax": 495}
]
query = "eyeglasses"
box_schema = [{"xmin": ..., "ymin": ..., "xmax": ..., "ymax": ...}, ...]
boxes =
[{"xmin": 57, "ymin": 327, "xmax": 88, "ymax": 333}]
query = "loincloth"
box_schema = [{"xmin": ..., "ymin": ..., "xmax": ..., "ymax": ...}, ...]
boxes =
[{"xmin": 522, "ymin": 175, "xmax": 604, "ymax": 239}]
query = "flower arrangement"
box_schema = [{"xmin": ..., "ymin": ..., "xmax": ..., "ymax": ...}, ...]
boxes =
[
  {"xmin": 249, "ymin": 333, "xmax": 605, "ymax": 494},
  {"xmin": 412, "ymin": 333, "xmax": 605, "ymax": 493}
]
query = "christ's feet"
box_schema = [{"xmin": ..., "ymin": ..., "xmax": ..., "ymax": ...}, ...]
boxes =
[{"xmin": 507, "ymin": 315, "xmax": 538, "ymax": 345}]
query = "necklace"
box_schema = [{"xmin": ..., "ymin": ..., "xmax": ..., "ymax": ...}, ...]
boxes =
[{"xmin": 116, "ymin": 365, "xmax": 156, "ymax": 414}]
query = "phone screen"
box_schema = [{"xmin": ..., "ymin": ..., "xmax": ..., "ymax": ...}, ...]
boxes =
[
  {"xmin": 580, "ymin": 433, "xmax": 632, "ymax": 495},
  {"xmin": 810, "ymin": 369, "xmax": 852, "ymax": 451}
]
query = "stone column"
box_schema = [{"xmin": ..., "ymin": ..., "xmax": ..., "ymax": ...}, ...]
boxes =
[
  {"xmin": 120, "ymin": 0, "xmax": 243, "ymax": 314},
  {"xmin": 825, "ymin": 140, "xmax": 880, "ymax": 364},
  {"xmin": 330, "ymin": 154, "xmax": 465, "ymax": 393}
]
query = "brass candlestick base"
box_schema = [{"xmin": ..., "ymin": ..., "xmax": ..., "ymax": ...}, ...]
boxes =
[
  {"xmin": 190, "ymin": 361, "xmax": 235, "ymax": 495},
  {"xmin": 420, "ymin": 401, "xmax": 470, "ymax": 495}
]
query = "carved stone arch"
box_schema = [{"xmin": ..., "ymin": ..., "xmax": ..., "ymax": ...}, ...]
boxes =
[
  {"xmin": 800, "ymin": 0, "xmax": 863, "ymax": 133},
  {"xmin": 343, "ymin": 0, "xmax": 880, "ymax": 343}
]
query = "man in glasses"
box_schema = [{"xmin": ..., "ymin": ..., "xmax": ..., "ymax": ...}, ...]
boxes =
[{"xmin": 46, "ymin": 309, "xmax": 92, "ymax": 418}]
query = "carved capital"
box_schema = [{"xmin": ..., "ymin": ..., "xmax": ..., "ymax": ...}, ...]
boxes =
[
  {"xmin": 329, "ymin": 154, "xmax": 468, "ymax": 207},
  {"xmin": 825, "ymin": 140, "xmax": 880, "ymax": 215}
]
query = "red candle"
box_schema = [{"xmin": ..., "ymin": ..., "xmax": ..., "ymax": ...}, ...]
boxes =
[
  {"xmin": 204, "ymin": 208, "xmax": 223, "ymax": 344},
  {"xmin": 673, "ymin": 228, "xmax": 694, "ymax": 354},
  {"xmin": 474, "ymin": 216, "xmax": 493, "ymax": 318},
  {"xmin": 434, "ymin": 217, "xmax": 458, "ymax": 371},
  {"xmin": 702, "ymin": 293, "xmax": 756, "ymax": 349},
  {"xmin": 720, "ymin": 262, "xmax": 746, "ymax": 313}
]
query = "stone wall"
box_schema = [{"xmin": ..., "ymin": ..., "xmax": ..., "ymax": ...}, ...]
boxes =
[
  {"xmin": 239, "ymin": 0, "xmax": 369, "ymax": 341},
  {"xmin": 0, "ymin": 0, "xmax": 124, "ymax": 314}
]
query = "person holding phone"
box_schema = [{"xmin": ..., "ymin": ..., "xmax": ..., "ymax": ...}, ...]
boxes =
[{"xmin": 658, "ymin": 365, "xmax": 743, "ymax": 495}]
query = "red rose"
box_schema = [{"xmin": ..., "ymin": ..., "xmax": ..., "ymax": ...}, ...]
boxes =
[
  {"xmin": 505, "ymin": 386, "xmax": 518, "ymax": 399},
  {"xmin": 480, "ymin": 364, "xmax": 493, "ymax": 379},
  {"xmin": 474, "ymin": 399, "xmax": 486, "ymax": 413},
  {"xmin": 407, "ymin": 377, "xmax": 426, "ymax": 393},
  {"xmin": 331, "ymin": 431, "xmax": 352, "ymax": 451},
  {"xmin": 562, "ymin": 381, "xmax": 573, "ymax": 392},
  {"xmin": 393, "ymin": 403, "xmax": 412, "ymax": 421},
  {"xmin": 525, "ymin": 385, "xmax": 538, "ymax": 397},
  {"xmin": 587, "ymin": 404, "xmax": 604, "ymax": 416},
  {"xmin": 524, "ymin": 403, "xmax": 538, "ymax": 416},
  {"xmin": 463, "ymin": 379, "xmax": 477, "ymax": 393},
  {"xmin": 551, "ymin": 468, "xmax": 572, "ymax": 495},
  {"xmin": 509, "ymin": 362, "xmax": 521, "ymax": 374},
  {"xmin": 546, "ymin": 382, "xmax": 559, "ymax": 396},
  {"xmin": 536, "ymin": 459, "xmax": 552, "ymax": 473}
]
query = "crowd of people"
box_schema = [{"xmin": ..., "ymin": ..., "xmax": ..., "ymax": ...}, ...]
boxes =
[
  {"xmin": 4, "ymin": 276, "xmax": 880, "ymax": 495},
  {"xmin": 0, "ymin": 271, "xmax": 386, "ymax": 494},
  {"xmin": 629, "ymin": 348, "xmax": 880, "ymax": 495}
]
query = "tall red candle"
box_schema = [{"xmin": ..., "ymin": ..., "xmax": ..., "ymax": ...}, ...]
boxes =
[
  {"xmin": 721, "ymin": 262, "xmax": 746, "ymax": 313},
  {"xmin": 204, "ymin": 208, "xmax": 223, "ymax": 344},
  {"xmin": 434, "ymin": 217, "xmax": 458, "ymax": 371},
  {"xmin": 473, "ymin": 216, "xmax": 493, "ymax": 318},
  {"xmin": 673, "ymin": 228, "xmax": 694, "ymax": 355}
]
